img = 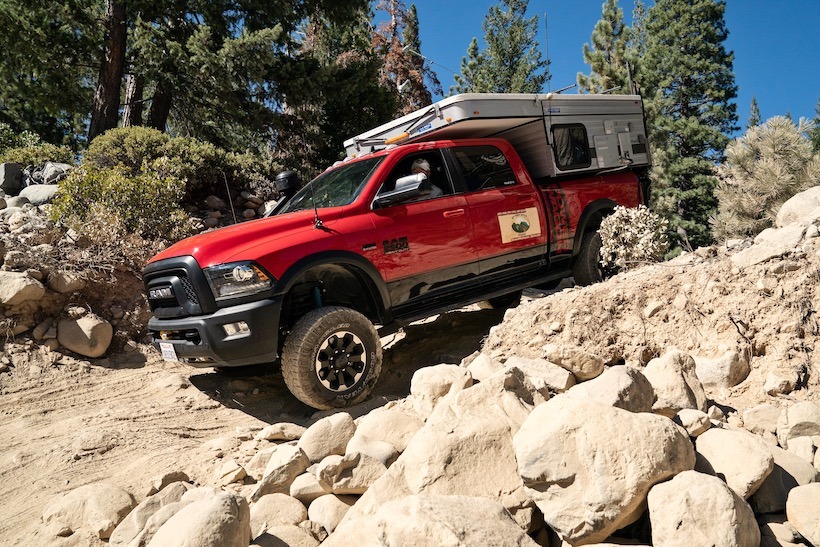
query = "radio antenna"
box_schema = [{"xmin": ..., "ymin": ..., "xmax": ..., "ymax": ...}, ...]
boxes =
[
  {"xmin": 310, "ymin": 180, "xmax": 323, "ymax": 229},
  {"xmin": 545, "ymin": 12, "xmax": 551, "ymax": 93}
]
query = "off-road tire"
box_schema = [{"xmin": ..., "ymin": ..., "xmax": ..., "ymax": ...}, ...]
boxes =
[
  {"xmin": 282, "ymin": 306, "xmax": 382, "ymax": 410},
  {"xmin": 478, "ymin": 289, "xmax": 522, "ymax": 310},
  {"xmin": 572, "ymin": 231, "xmax": 604, "ymax": 286}
]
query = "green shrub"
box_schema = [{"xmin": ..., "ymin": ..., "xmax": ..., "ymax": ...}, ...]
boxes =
[
  {"xmin": 85, "ymin": 126, "xmax": 169, "ymax": 173},
  {"xmin": 0, "ymin": 143, "xmax": 74, "ymax": 166},
  {"xmin": 225, "ymin": 150, "xmax": 281, "ymax": 199},
  {"xmin": 599, "ymin": 205, "xmax": 669, "ymax": 270},
  {"xmin": 0, "ymin": 122, "xmax": 41, "ymax": 154},
  {"xmin": 51, "ymin": 162, "xmax": 192, "ymax": 242},
  {"xmin": 161, "ymin": 137, "xmax": 225, "ymax": 194}
]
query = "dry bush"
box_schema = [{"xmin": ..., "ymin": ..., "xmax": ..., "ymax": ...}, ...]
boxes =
[{"xmin": 599, "ymin": 205, "xmax": 669, "ymax": 270}]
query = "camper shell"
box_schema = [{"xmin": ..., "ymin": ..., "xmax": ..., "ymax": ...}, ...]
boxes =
[{"xmin": 344, "ymin": 93, "xmax": 651, "ymax": 180}]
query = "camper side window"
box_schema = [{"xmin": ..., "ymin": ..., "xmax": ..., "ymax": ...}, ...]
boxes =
[
  {"xmin": 451, "ymin": 145, "xmax": 516, "ymax": 192},
  {"xmin": 552, "ymin": 124, "xmax": 591, "ymax": 171}
]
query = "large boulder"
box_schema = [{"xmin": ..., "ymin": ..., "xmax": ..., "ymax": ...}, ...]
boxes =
[
  {"xmin": 307, "ymin": 494, "xmax": 356, "ymax": 534},
  {"xmin": 252, "ymin": 525, "xmax": 319, "ymax": 547},
  {"xmin": 642, "ymin": 349, "xmax": 707, "ymax": 417},
  {"xmin": 325, "ymin": 495, "xmax": 538, "ymax": 547},
  {"xmin": 503, "ymin": 355, "xmax": 575, "ymax": 394},
  {"xmin": 731, "ymin": 224, "xmax": 807, "ymax": 269},
  {"xmin": 776, "ymin": 186, "xmax": 820, "ymax": 227},
  {"xmin": 47, "ymin": 270, "xmax": 87, "ymax": 294},
  {"xmin": 146, "ymin": 492, "xmax": 251, "ymax": 547},
  {"xmin": 776, "ymin": 401, "xmax": 820, "ymax": 450},
  {"xmin": 250, "ymin": 444, "xmax": 310, "ymax": 501},
  {"xmin": 19, "ymin": 184, "xmax": 59, "ymax": 205},
  {"xmin": 341, "ymin": 368, "xmax": 543, "ymax": 526},
  {"xmin": 297, "ymin": 413, "xmax": 356, "ymax": 463},
  {"xmin": 249, "ymin": 493, "xmax": 307, "ymax": 538},
  {"xmin": 693, "ymin": 349, "xmax": 751, "ymax": 389},
  {"xmin": 749, "ymin": 445, "xmax": 818, "ymax": 515},
  {"xmin": 409, "ymin": 363, "xmax": 473, "ymax": 416},
  {"xmin": 315, "ymin": 452, "xmax": 388, "ymax": 495},
  {"xmin": 255, "ymin": 422, "xmax": 306, "ymax": 442},
  {"xmin": 42, "ymin": 482, "xmax": 136, "ymax": 539},
  {"xmin": 647, "ymin": 471, "xmax": 759, "ymax": 547},
  {"xmin": 350, "ymin": 400, "xmax": 424, "ymax": 454},
  {"xmin": 57, "ymin": 314, "xmax": 114, "ymax": 358},
  {"xmin": 695, "ymin": 428, "xmax": 774, "ymax": 499},
  {"xmin": 514, "ymin": 395, "xmax": 695, "ymax": 545},
  {"xmin": 564, "ymin": 365, "xmax": 654, "ymax": 412},
  {"xmin": 786, "ymin": 483, "xmax": 820, "ymax": 546},
  {"xmin": 109, "ymin": 481, "xmax": 190, "ymax": 545},
  {"xmin": 542, "ymin": 343, "xmax": 604, "ymax": 381},
  {"xmin": 0, "ymin": 271, "xmax": 45, "ymax": 306},
  {"xmin": 0, "ymin": 163, "xmax": 22, "ymax": 195}
]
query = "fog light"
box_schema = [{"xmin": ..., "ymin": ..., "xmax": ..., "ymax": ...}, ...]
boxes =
[{"xmin": 223, "ymin": 321, "xmax": 250, "ymax": 336}]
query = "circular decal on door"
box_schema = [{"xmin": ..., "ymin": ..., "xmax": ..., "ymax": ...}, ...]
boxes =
[{"xmin": 511, "ymin": 215, "xmax": 530, "ymax": 233}]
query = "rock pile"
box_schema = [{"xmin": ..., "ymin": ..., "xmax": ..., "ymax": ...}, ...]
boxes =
[{"xmin": 38, "ymin": 355, "xmax": 820, "ymax": 546}]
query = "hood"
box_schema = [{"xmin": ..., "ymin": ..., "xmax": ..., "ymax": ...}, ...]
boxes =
[{"xmin": 149, "ymin": 209, "xmax": 339, "ymax": 268}]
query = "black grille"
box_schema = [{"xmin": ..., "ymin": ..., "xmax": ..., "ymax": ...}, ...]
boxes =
[{"xmin": 180, "ymin": 277, "xmax": 199, "ymax": 305}]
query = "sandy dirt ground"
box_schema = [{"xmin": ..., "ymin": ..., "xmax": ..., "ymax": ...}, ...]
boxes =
[{"xmin": 0, "ymin": 305, "xmax": 507, "ymax": 545}]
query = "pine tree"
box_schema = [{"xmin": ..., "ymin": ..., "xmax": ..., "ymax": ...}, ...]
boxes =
[
  {"xmin": 452, "ymin": 0, "xmax": 548, "ymax": 94},
  {"xmin": 640, "ymin": 0, "xmax": 738, "ymax": 252},
  {"xmin": 746, "ymin": 97, "xmax": 761, "ymax": 129},
  {"xmin": 373, "ymin": 0, "xmax": 437, "ymax": 115},
  {"xmin": 451, "ymin": 38, "xmax": 488, "ymax": 94},
  {"xmin": 712, "ymin": 116, "xmax": 820, "ymax": 239},
  {"xmin": 577, "ymin": 0, "xmax": 631, "ymax": 94}
]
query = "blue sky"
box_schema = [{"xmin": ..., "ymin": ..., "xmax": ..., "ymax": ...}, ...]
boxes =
[{"xmin": 408, "ymin": 0, "xmax": 819, "ymax": 134}]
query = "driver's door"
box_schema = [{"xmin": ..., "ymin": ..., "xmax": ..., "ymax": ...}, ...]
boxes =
[{"xmin": 367, "ymin": 150, "xmax": 478, "ymax": 307}]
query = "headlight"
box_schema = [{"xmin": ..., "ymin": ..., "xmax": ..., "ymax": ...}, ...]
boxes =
[{"xmin": 204, "ymin": 261, "xmax": 273, "ymax": 301}]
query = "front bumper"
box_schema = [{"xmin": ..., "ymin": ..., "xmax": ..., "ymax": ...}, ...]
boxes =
[{"xmin": 148, "ymin": 297, "xmax": 282, "ymax": 367}]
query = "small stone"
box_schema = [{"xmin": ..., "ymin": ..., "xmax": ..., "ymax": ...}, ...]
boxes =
[
  {"xmin": 765, "ymin": 372, "xmax": 794, "ymax": 396},
  {"xmin": 242, "ymin": 209, "xmax": 256, "ymax": 219}
]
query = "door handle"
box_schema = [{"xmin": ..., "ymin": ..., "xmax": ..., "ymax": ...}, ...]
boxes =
[{"xmin": 443, "ymin": 209, "xmax": 465, "ymax": 218}]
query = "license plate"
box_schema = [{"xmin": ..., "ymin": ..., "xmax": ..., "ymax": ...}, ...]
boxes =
[{"xmin": 159, "ymin": 342, "xmax": 179, "ymax": 362}]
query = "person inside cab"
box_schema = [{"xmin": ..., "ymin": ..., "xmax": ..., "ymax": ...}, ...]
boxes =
[{"xmin": 409, "ymin": 158, "xmax": 443, "ymax": 201}]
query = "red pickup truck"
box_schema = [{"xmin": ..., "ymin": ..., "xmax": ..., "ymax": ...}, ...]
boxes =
[{"xmin": 144, "ymin": 93, "xmax": 651, "ymax": 409}]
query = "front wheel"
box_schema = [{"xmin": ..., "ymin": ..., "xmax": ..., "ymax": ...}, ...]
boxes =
[
  {"xmin": 572, "ymin": 231, "xmax": 605, "ymax": 286},
  {"xmin": 281, "ymin": 306, "xmax": 382, "ymax": 410}
]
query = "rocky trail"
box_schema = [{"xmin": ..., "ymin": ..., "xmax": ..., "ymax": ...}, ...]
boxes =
[{"xmin": 1, "ymin": 189, "xmax": 820, "ymax": 546}]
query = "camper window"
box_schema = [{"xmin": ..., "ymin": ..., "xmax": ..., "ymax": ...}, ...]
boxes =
[
  {"xmin": 552, "ymin": 124, "xmax": 591, "ymax": 171},
  {"xmin": 451, "ymin": 145, "xmax": 516, "ymax": 192}
]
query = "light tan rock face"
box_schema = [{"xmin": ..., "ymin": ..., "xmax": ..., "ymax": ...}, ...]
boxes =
[
  {"xmin": 307, "ymin": 494, "xmax": 356, "ymax": 534},
  {"xmin": 0, "ymin": 271, "xmax": 45, "ymax": 306},
  {"xmin": 340, "ymin": 368, "xmax": 543, "ymax": 525},
  {"xmin": 695, "ymin": 427, "xmax": 774, "ymax": 499},
  {"xmin": 514, "ymin": 395, "xmax": 695, "ymax": 545},
  {"xmin": 297, "ymin": 413, "xmax": 356, "ymax": 463},
  {"xmin": 146, "ymin": 492, "xmax": 251, "ymax": 547},
  {"xmin": 250, "ymin": 444, "xmax": 310, "ymax": 501},
  {"xmin": 314, "ymin": 452, "xmax": 388, "ymax": 495},
  {"xmin": 777, "ymin": 401, "xmax": 820, "ymax": 450},
  {"xmin": 693, "ymin": 348, "xmax": 751, "ymax": 389},
  {"xmin": 776, "ymin": 186, "xmax": 820, "ymax": 227},
  {"xmin": 252, "ymin": 524, "xmax": 319, "ymax": 547},
  {"xmin": 109, "ymin": 481, "xmax": 190, "ymax": 546},
  {"xmin": 42, "ymin": 482, "xmax": 136, "ymax": 540},
  {"xmin": 504, "ymin": 355, "xmax": 575, "ymax": 394},
  {"xmin": 249, "ymin": 493, "xmax": 307, "ymax": 538},
  {"xmin": 564, "ymin": 365, "xmax": 654, "ymax": 412},
  {"xmin": 57, "ymin": 314, "xmax": 113, "ymax": 358},
  {"xmin": 647, "ymin": 471, "xmax": 759, "ymax": 547},
  {"xmin": 786, "ymin": 483, "xmax": 820, "ymax": 546},
  {"xmin": 324, "ymin": 495, "xmax": 538, "ymax": 547},
  {"xmin": 409, "ymin": 363, "xmax": 473, "ymax": 416},
  {"xmin": 674, "ymin": 409, "xmax": 711, "ymax": 437},
  {"xmin": 351, "ymin": 400, "xmax": 424, "ymax": 454},
  {"xmin": 542, "ymin": 343, "xmax": 604, "ymax": 381},
  {"xmin": 749, "ymin": 445, "xmax": 818, "ymax": 515},
  {"xmin": 642, "ymin": 349, "xmax": 707, "ymax": 417}
]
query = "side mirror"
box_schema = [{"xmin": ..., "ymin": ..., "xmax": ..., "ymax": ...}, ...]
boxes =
[{"xmin": 373, "ymin": 173, "xmax": 431, "ymax": 208}]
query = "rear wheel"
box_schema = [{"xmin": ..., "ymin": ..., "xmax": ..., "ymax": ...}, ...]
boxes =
[
  {"xmin": 282, "ymin": 306, "xmax": 382, "ymax": 410},
  {"xmin": 572, "ymin": 231, "xmax": 604, "ymax": 286}
]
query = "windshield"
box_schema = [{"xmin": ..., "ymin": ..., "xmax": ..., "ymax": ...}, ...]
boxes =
[{"xmin": 280, "ymin": 157, "xmax": 383, "ymax": 214}]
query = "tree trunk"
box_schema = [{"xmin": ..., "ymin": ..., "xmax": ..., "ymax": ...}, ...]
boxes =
[
  {"xmin": 147, "ymin": 80, "xmax": 172, "ymax": 131},
  {"xmin": 88, "ymin": 0, "xmax": 127, "ymax": 141},
  {"xmin": 122, "ymin": 73, "xmax": 144, "ymax": 127}
]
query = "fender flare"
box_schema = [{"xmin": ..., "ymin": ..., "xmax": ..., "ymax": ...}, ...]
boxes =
[
  {"xmin": 572, "ymin": 199, "xmax": 618, "ymax": 256},
  {"xmin": 273, "ymin": 251, "xmax": 392, "ymax": 324}
]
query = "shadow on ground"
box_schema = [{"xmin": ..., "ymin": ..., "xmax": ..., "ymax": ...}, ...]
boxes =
[{"xmin": 187, "ymin": 306, "xmax": 509, "ymax": 425}]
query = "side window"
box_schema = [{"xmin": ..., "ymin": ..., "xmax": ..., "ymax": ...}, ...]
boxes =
[
  {"xmin": 378, "ymin": 151, "xmax": 452, "ymax": 198},
  {"xmin": 451, "ymin": 146, "xmax": 516, "ymax": 192},
  {"xmin": 552, "ymin": 124, "xmax": 591, "ymax": 170}
]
